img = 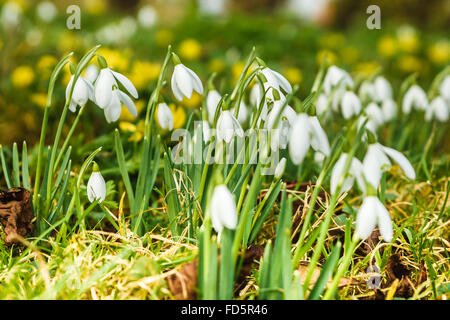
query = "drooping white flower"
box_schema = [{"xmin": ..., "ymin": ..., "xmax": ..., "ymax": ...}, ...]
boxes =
[
  {"xmin": 85, "ymin": 64, "xmax": 99, "ymax": 84},
  {"xmin": 36, "ymin": 1, "xmax": 57, "ymax": 22},
  {"xmin": 323, "ymin": 65, "xmax": 354, "ymax": 95},
  {"xmin": 87, "ymin": 164, "xmax": 106, "ymax": 203},
  {"xmin": 316, "ymin": 93, "xmax": 329, "ymax": 116},
  {"xmin": 233, "ymin": 101, "xmax": 249, "ymax": 125},
  {"xmin": 381, "ymin": 98, "xmax": 397, "ymax": 122},
  {"xmin": 341, "ymin": 91, "xmax": 362, "ymax": 119},
  {"xmin": 260, "ymin": 67, "xmax": 292, "ymax": 94},
  {"xmin": 216, "ymin": 110, "xmax": 244, "ymax": 143},
  {"xmin": 265, "ymin": 101, "xmax": 297, "ymax": 151},
  {"xmin": 288, "ymin": 113, "xmax": 330, "ymax": 165},
  {"xmin": 373, "ymin": 76, "xmax": 393, "ymax": 102},
  {"xmin": 209, "ymin": 185, "xmax": 237, "ymax": 233},
  {"xmin": 330, "ymin": 153, "xmax": 364, "ymax": 195},
  {"xmin": 363, "ymin": 143, "xmax": 416, "ymax": 189},
  {"xmin": 356, "ymin": 196, "xmax": 393, "ymax": 242},
  {"xmin": 157, "ymin": 103, "xmax": 174, "ymax": 130},
  {"xmin": 94, "ymin": 68, "xmax": 138, "ymax": 109},
  {"xmin": 365, "ymin": 102, "xmax": 384, "ymax": 127},
  {"xmin": 440, "ymin": 75, "xmax": 450, "ymax": 103},
  {"xmin": 425, "ymin": 96, "xmax": 449, "ymax": 122},
  {"xmin": 206, "ymin": 90, "xmax": 221, "ymax": 124},
  {"xmin": 201, "ymin": 120, "xmax": 211, "ymax": 142},
  {"xmin": 358, "ymin": 115, "xmax": 377, "ymax": 138},
  {"xmin": 402, "ymin": 85, "xmax": 428, "ymax": 114},
  {"xmin": 171, "ymin": 63, "xmax": 203, "ymax": 101},
  {"xmin": 103, "ymin": 89, "xmax": 137, "ymax": 123},
  {"xmin": 275, "ymin": 157, "xmax": 287, "ymax": 179},
  {"xmin": 66, "ymin": 75, "xmax": 95, "ymax": 113}
]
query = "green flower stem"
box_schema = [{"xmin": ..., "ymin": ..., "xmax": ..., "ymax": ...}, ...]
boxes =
[
  {"xmin": 229, "ymin": 47, "xmax": 256, "ymax": 102},
  {"xmin": 322, "ymin": 235, "xmax": 360, "ymax": 300}
]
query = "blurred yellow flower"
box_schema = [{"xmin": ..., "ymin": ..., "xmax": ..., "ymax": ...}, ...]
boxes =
[
  {"xmin": 181, "ymin": 91, "xmax": 202, "ymax": 109},
  {"xmin": 377, "ymin": 36, "xmax": 397, "ymax": 58},
  {"xmin": 97, "ymin": 48, "xmax": 129, "ymax": 73},
  {"xmin": 179, "ymin": 38, "xmax": 202, "ymax": 61},
  {"xmin": 129, "ymin": 60, "xmax": 161, "ymax": 90},
  {"xmin": 208, "ymin": 58, "xmax": 226, "ymax": 74},
  {"xmin": 232, "ymin": 61, "xmax": 251, "ymax": 84},
  {"xmin": 83, "ymin": 0, "xmax": 107, "ymax": 15},
  {"xmin": 31, "ymin": 93, "xmax": 47, "ymax": 109},
  {"xmin": 283, "ymin": 67, "xmax": 302, "ymax": 85},
  {"xmin": 120, "ymin": 100, "xmax": 145, "ymax": 121},
  {"xmin": 397, "ymin": 27, "xmax": 419, "ymax": 53},
  {"xmin": 355, "ymin": 61, "xmax": 381, "ymax": 77},
  {"xmin": 316, "ymin": 50, "xmax": 338, "ymax": 66},
  {"xmin": 11, "ymin": 65, "xmax": 34, "ymax": 88},
  {"xmin": 340, "ymin": 46, "xmax": 360, "ymax": 65},
  {"xmin": 119, "ymin": 120, "xmax": 145, "ymax": 142},
  {"xmin": 318, "ymin": 32, "xmax": 346, "ymax": 50},
  {"xmin": 397, "ymin": 55, "xmax": 424, "ymax": 73},
  {"xmin": 427, "ymin": 41, "xmax": 450, "ymax": 65},
  {"xmin": 57, "ymin": 31, "xmax": 83, "ymax": 53},
  {"xmin": 156, "ymin": 29, "xmax": 173, "ymax": 47},
  {"xmin": 37, "ymin": 55, "xmax": 57, "ymax": 78}
]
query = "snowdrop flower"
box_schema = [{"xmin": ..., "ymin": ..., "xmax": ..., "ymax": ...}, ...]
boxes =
[
  {"xmin": 103, "ymin": 88, "xmax": 137, "ymax": 123},
  {"xmin": 209, "ymin": 185, "xmax": 237, "ymax": 233},
  {"xmin": 373, "ymin": 76, "xmax": 393, "ymax": 102},
  {"xmin": 206, "ymin": 90, "xmax": 221, "ymax": 124},
  {"xmin": 198, "ymin": 0, "xmax": 226, "ymax": 15},
  {"xmin": 316, "ymin": 93, "xmax": 329, "ymax": 116},
  {"xmin": 66, "ymin": 75, "xmax": 94, "ymax": 113},
  {"xmin": 94, "ymin": 67, "xmax": 138, "ymax": 109},
  {"xmin": 289, "ymin": 114, "xmax": 330, "ymax": 165},
  {"xmin": 425, "ymin": 96, "xmax": 449, "ymax": 122},
  {"xmin": 440, "ymin": 75, "xmax": 450, "ymax": 103},
  {"xmin": 323, "ymin": 66, "xmax": 353, "ymax": 95},
  {"xmin": 381, "ymin": 98, "xmax": 397, "ymax": 122},
  {"xmin": 265, "ymin": 100, "xmax": 297, "ymax": 150},
  {"xmin": 216, "ymin": 110, "xmax": 244, "ymax": 143},
  {"xmin": 171, "ymin": 63, "xmax": 203, "ymax": 102},
  {"xmin": 85, "ymin": 64, "xmax": 99, "ymax": 84},
  {"xmin": 363, "ymin": 143, "xmax": 416, "ymax": 189},
  {"xmin": 402, "ymin": 85, "xmax": 428, "ymax": 114},
  {"xmin": 87, "ymin": 163, "xmax": 106, "ymax": 203},
  {"xmin": 275, "ymin": 157, "xmax": 287, "ymax": 179},
  {"xmin": 36, "ymin": 1, "xmax": 57, "ymax": 22},
  {"xmin": 341, "ymin": 91, "xmax": 362, "ymax": 119},
  {"xmin": 358, "ymin": 115, "xmax": 377, "ymax": 138},
  {"xmin": 330, "ymin": 153, "xmax": 364, "ymax": 194},
  {"xmin": 260, "ymin": 67, "xmax": 292, "ymax": 94},
  {"xmin": 1, "ymin": 2, "xmax": 21, "ymax": 28},
  {"xmin": 356, "ymin": 196, "xmax": 393, "ymax": 242},
  {"xmin": 365, "ymin": 102, "xmax": 384, "ymax": 127},
  {"xmin": 157, "ymin": 103, "xmax": 174, "ymax": 130},
  {"xmin": 233, "ymin": 101, "xmax": 249, "ymax": 125},
  {"xmin": 137, "ymin": 5, "xmax": 157, "ymax": 28},
  {"xmin": 201, "ymin": 120, "xmax": 211, "ymax": 142}
]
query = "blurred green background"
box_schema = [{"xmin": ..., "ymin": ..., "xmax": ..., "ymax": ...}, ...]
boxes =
[{"xmin": 0, "ymin": 0, "xmax": 449, "ymax": 146}]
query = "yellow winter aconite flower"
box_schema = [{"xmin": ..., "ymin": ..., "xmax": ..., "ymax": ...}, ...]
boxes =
[
  {"xmin": 129, "ymin": 60, "xmax": 161, "ymax": 90},
  {"xmin": 377, "ymin": 35, "xmax": 397, "ymax": 58},
  {"xmin": 119, "ymin": 120, "xmax": 145, "ymax": 142},
  {"xmin": 397, "ymin": 55, "xmax": 424, "ymax": 73},
  {"xmin": 283, "ymin": 67, "xmax": 302, "ymax": 85},
  {"xmin": 31, "ymin": 93, "xmax": 48, "ymax": 109},
  {"xmin": 11, "ymin": 65, "xmax": 34, "ymax": 88},
  {"xmin": 397, "ymin": 27, "xmax": 419, "ymax": 53},
  {"xmin": 316, "ymin": 50, "xmax": 338, "ymax": 66},
  {"xmin": 83, "ymin": 0, "xmax": 107, "ymax": 15},
  {"xmin": 232, "ymin": 61, "xmax": 250, "ymax": 84},
  {"xmin": 208, "ymin": 58, "xmax": 226, "ymax": 74},
  {"xmin": 179, "ymin": 38, "xmax": 202, "ymax": 61},
  {"xmin": 182, "ymin": 91, "xmax": 202, "ymax": 109},
  {"xmin": 37, "ymin": 55, "xmax": 57, "ymax": 78},
  {"xmin": 171, "ymin": 104, "xmax": 186, "ymax": 129},
  {"xmin": 427, "ymin": 41, "xmax": 450, "ymax": 65},
  {"xmin": 97, "ymin": 48, "xmax": 129, "ymax": 73},
  {"xmin": 340, "ymin": 46, "xmax": 360, "ymax": 65},
  {"xmin": 156, "ymin": 29, "xmax": 173, "ymax": 47},
  {"xmin": 318, "ymin": 32, "xmax": 346, "ymax": 50},
  {"xmin": 57, "ymin": 31, "xmax": 83, "ymax": 53},
  {"xmin": 354, "ymin": 61, "xmax": 381, "ymax": 77}
]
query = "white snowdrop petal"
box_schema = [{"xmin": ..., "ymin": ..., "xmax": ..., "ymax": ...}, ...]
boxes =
[
  {"xmin": 206, "ymin": 90, "xmax": 222, "ymax": 124},
  {"xmin": 94, "ymin": 68, "xmax": 116, "ymax": 109},
  {"xmin": 375, "ymin": 198, "xmax": 393, "ymax": 242},
  {"xmin": 275, "ymin": 157, "xmax": 286, "ymax": 179},
  {"xmin": 185, "ymin": 65, "xmax": 204, "ymax": 94},
  {"xmin": 171, "ymin": 71, "xmax": 184, "ymax": 101},
  {"xmin": 157, "ymin": 103, "xmax": 174, "ymax": 130},
  {"xmin": 87, "ymin": 172, "xmax": 106, "ymax": 203},
  {"xmin": 381, "ymin": 145, "xmax": 416, "ymax": 180},
  {"xmin": 289, "ymin": 114, "xmax": 311, "ymax": 165},
  {"xmin": 211, "ymin": 185, "xmax": 237, "ymax": 232},
  {"xmin": 308, "ymin": 116, "xmax": 330, "ymax": 156},
  {"xmin": 330, "ymin": 153, "xmax": 348, "ymax": 194},
  {"xmin": 174, "ymin": 65, "xmax": 194, "ymax": 99},
  {"xmin": 271, "ymin": 68, "xmax": 292, "ymax": 93},
  {"xmin": 118, "ymin": 90, "xmax": 137, "ymax": 117},
  {"xmin": 110, "ymin": 69, "xmax": 138, "ymax": 99},
  {"xmin": 356, "ymin": 196, "xmax": 378, "ymax": 240}
]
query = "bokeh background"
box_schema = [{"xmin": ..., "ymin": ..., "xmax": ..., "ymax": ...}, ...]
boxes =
[{"xmin": 0, "ymin": 0, "xmax": 449, "ymax": 146}]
